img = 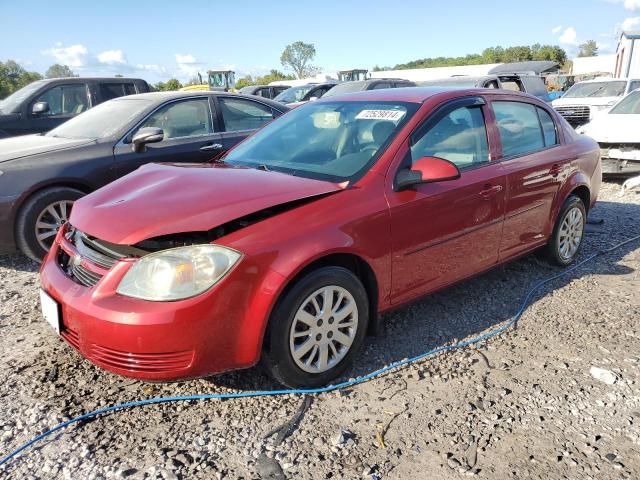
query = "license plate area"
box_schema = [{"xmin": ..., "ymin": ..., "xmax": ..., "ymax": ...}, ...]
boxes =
[{"xmin": 40, "ymin": 289, "xmax": 61, "ymax": 335}]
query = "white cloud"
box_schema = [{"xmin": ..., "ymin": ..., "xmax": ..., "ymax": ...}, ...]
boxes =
[
  {"xmin": 42, "ymin": 43, "xmax": 89, "ymax": 67},
  {"xmin": 552, "ymin": 25, "xmax": 563, "ymax": 34},
  {"xmin": 175, "ymin": 53, "xmax": 197, "ymax": 64},
  {"xmin": 559, "ymin": 27, "xmax": 579, "ymax": 45},
  {"xmin": 97, "ymin": 49, "xmax": 127, "ymax": 65},
  {"xmin": 622, "ymin": 16, "xmax": 640, "ymax": 30},
  {"xmin": 604, "ymin": 0, "xmax": 640, "ymax": 10}
]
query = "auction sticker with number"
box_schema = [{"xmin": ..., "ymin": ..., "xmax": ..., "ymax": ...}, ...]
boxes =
[{"xmin": 355, "ymin": 110, "xmax": 406, "ymax": 121}]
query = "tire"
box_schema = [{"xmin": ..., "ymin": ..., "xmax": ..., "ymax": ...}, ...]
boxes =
[
  {"xmin": 15, "ymin": 187, "xmax": 85, "ymax": 262},
  {"xmin": 263, "ymin": 266, "xmax": 369, "ymax": 388},
  {"xmin": 544, "ymin": 194, "xmax": 586, "ymax": 266}
]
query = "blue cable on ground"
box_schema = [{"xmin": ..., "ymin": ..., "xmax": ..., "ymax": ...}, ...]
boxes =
[{"xmin": 1, "ymin": 232, "xmax": 639, "ymax": 468}]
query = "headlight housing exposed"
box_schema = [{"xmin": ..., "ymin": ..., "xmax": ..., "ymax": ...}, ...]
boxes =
[{"xmin": 117, "ymin": 245, "xmax": 241, "ymax": 301}]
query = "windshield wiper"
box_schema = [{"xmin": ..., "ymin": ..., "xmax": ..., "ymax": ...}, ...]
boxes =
[{"xmin": 256, "ymin": 164, "xmax": 271, "ymax": 171}]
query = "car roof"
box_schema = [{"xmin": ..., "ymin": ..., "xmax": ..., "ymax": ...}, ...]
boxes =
[
  {"xmin": 112, "ymin": 91, "xmax": 290, "ymax": 110},
  {"xmin": 318, "ymin": 86, "xmax": 542, "ymax": 104}
]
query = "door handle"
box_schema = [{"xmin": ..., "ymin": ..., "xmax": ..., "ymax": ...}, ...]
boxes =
[
  {"xmin": 200, "ymin": 143, "xmax": 223, "ymax": 152},
  {"xmin": 549, "ymin": 164, "xmax": 562, "ymax": 177},
  {"xmin": 479, "ymin": 184, "xmax": 503, "ymax": 199}
]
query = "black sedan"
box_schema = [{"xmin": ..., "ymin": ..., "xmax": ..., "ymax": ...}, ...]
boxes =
[{"xmin": 0, "ymin": 91, "xmax": 288, "ymax": 261}]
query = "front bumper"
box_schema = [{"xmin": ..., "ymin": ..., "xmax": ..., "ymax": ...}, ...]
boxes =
[{"xmin": 39, "ymin": 228, "xmax": 285, "ymax": 381}]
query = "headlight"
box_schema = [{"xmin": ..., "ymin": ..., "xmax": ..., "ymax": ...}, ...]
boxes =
[{"xmin": 116, "ymin": 245, "xmax": 242, "ymax": 301}]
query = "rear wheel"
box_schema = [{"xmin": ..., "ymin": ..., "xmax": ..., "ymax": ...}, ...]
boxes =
[
  {"xmin": 545, "ymin": 195, "xmax": 586, "ymax": 266},
  {"xmin": 263, "ymin": 266, "xmax": 369, "ymax": 388},
  {"xmin": 15, "ymin": 187, "xmax": 84, "ymax": 262}
]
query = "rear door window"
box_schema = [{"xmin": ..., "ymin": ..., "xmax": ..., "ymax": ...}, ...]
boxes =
[
  {"xmin": 100, "ymin": 83, "xmax": 136, "ymax": 101},
  {"xmin": 493, "ymin": 101, "xmax": 545, "ymax": 157},
  {"xmin": 34, "ymin": 84, "xmax": 89, "ymax": 116},
  {"xmin": 218, "ymin": 97, "xmax": 275, "ymax": 131}
]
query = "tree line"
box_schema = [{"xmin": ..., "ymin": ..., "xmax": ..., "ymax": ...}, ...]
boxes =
[
  {"xmin": 0, "ymin": 61, "xmax": 76, "ymax": 99},
  {"xmin": 374, "ymin": 43, "xmax": 570, "ymax": 71}
]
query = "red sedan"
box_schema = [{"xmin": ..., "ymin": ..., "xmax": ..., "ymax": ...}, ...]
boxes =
[{"xmin": 39, "ymin": 88, "xmax": 601, "ymax": 387}]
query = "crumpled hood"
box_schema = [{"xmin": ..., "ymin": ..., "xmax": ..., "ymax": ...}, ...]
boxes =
[
  {"xmin": 0, "ymin": 134, "xmax": 93, "ymax": 163},
  {"xmin": 70, "ymin": 163, "xmax": 343, "ymax": 245},
  {"xmin": 578, "ymin": 114, "xmax": 640, "ymax": 143}
]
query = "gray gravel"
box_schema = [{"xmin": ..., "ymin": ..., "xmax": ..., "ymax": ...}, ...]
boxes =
[{"xmin": 1, "ymin": 180, "xmax": 639, "ymax": 479}]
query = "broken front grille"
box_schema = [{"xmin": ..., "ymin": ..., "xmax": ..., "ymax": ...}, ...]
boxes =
[
  {"xmin": 554, "ymin": 105, "xmax": 591, "ymax": 127},
  {"xmin": 58, "ymin": 229, "xmax": 126, "ymax": 288}
]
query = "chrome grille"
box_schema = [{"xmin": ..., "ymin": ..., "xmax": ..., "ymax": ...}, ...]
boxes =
[
  {"xmin": 58, "ymin": 228, "xmax": 125, "ymax": 288},
  {"xmin": 70, "ymin": 261, "xmax": 103, "ymax": 288},
  {"xmin": 74, "ymin": 231, "xmax": 124, "ymax": 269},
  {"xmin": 554, "ymin": 105, "xmax": 591, "ymax": 127}
]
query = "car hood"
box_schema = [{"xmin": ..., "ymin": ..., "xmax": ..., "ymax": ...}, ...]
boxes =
[
  {"xmin": 578, "ymin": 114, "xmax": 640, "ymax": 143},
  {"xmin": 70, "ymin": 163, "xmax": 344, "ymax": 245},
  {"xmin": 552, "ymin": 96, "xmax": 620, "ymax": 108},
  {"xmin": 0, "ymin": 134, "xmax": 94, "ymax": 163}
]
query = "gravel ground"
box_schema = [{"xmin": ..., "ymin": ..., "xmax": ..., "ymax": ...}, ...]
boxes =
[{"xmin": 1, "ymin": 180, "xmax": 639, "ymax": 480}]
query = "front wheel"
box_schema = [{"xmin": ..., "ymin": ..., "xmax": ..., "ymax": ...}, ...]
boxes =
[
  {"xmin": 263, "ymin": 267, "xmax": 369, "ymax": 388},
  {"xmin": 545, "ymin": 195, "xmax": 586, "ymax": 266},
  {"xmin": 15, "ymin": 187, "xmax": 85, "ymax": 262}
]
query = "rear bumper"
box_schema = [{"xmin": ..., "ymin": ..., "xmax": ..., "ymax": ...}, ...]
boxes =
[
  {"xmin": 601, "ymin": 157, "xmax": 640, "ymax": 175},
  {"xmin": 0, "ymin": 195, "xmax": 18, "ymax": 254}
]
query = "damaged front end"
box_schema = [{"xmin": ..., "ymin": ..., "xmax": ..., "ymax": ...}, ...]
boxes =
[
  {"xmin": 599, "ymin": 143, "xmax": 640, "ymax": 175},
  {"xmin": 57, "ymin": 195, "xmax": 333, "ymax": 290}
]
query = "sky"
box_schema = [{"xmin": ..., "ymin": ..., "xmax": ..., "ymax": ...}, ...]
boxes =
[{"xmin": 2, "ymin": 0, "xmax": 640, "ymax": 83}]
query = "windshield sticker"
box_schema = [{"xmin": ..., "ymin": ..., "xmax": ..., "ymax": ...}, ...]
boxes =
[{"xmin": 355, "ymin": 109, "xmax": 406, "ymax": 121}]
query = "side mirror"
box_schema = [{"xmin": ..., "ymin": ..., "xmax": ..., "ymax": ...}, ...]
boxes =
[
  {"xmin": 395, "ymin": 156, "xmax": 461, "ymax": 191},
  {"xmin": 32, "ymin": 102, "xmax": 49, "ymax": 115},
  {"xmin": 131, "ymin": 127, "xmax": 164, "ymax": 153}
]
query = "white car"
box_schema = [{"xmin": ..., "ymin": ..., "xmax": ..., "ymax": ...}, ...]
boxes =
[
  {"xmin": 552, "ymin": 78, "xmax": 640, "ymax": 128},
  {"xmin": 577, "ymin": 89, "xmax": 640, "ymax": 175}
]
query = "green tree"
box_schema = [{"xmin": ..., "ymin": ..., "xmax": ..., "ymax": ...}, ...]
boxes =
[
  {"xmin": 280, "ymin": 41, "xmax": 317, "ymax": 78},
  {"xmin": 0, "ymin": 60, "xmax": 43, "ymax": 99},
  {"xmin": 114, "ymin": 74, "xmax": 123, "ymax": 78},
  {"xmin": 152, "ymin": 78, "xmax": 183, "ymax": 91},
  {"xmin": 578, "ymin": 40, "xmax": 598, "ymax": 58},
  {"xmin": 164, "ymin": 79, "xmax": 182, "ymax": 91},
  {"xmin": 45, "ymin": 64, "xmax": 76, "ymax": 78}
]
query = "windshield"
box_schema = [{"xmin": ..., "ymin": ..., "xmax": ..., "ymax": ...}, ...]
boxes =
[
  {"xmin": 609, "ymin": 90, "xmax": 640, "ymax": 114},
  {"xmin": 0, "ymin": 80, "xmax": 47, "ymax": 113},
  {"xmin": 322, "ymin": 81, "xmax": 368, "ymax": 98},
  {"xmin": 274, "ymin": 85, "xmax": 314, "ymax": 104},
  {"xmin": 563, "ymin": 81, "xmax": 627, "ymax": 98},
  {"xmin": 46, "ymin": 98, "xmax": 151, "ymax": 140},
  {"xmin": 224, "ymin": 100, "xmax": 419, "ymax": 182}
]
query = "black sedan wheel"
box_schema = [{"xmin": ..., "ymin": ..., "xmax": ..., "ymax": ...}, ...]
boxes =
[{"xmin": 15, "ymin": 187, "xmax": 84, "ymax": 262}]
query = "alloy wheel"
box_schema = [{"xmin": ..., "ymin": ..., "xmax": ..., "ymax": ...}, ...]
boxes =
[
  {"xmin": 35, "ymin": 200, "xmax": 74, "ymax": 251},
  {"xmin": 558, "ymin": 206, "xmax": 584, "ymax": 261},
  {"xmin": 289, "ymin": 285, "xmax": 359, "ymax": 374}
]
